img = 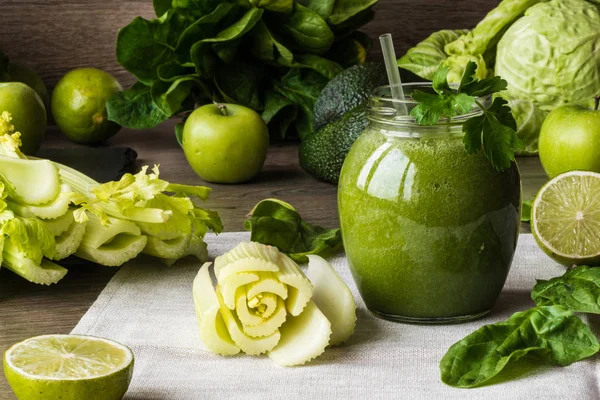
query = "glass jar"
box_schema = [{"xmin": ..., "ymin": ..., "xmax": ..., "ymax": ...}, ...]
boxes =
[{"xmin": 338, "ymin": 84, "xmax": 521, "ymax": 324}]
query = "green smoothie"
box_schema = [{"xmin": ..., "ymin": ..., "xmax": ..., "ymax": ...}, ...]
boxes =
[{"xmin": 338, "ymin": 126, "xmax": 521, "ymax": 322}]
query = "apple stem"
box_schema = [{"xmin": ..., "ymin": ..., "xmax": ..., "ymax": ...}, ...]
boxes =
[
  {"xmin": 595, "ymin": 96, "xmax": 600, "ymax": 111},
  {"xmin": 215, "ymin": 103, "xmax": 228, "ymax": 117}
]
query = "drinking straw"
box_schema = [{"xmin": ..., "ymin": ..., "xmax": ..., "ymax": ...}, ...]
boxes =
[{"xmin": 379, "ymin": 33, "xmax": 407, "ymax": 115}]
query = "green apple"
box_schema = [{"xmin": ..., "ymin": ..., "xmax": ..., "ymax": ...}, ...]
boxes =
[
  {"xmin": 182, "ymin": 103, "xmax": 269, "ymax": 184},
  {"xmin": 539, "ymin": 100, "xmax": 600, "ymax": 178}
]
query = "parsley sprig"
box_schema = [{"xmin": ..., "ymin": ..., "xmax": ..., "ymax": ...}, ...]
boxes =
[{"xmin": 410, "ymin": 61, "xmax": 523, "ymax": 171}]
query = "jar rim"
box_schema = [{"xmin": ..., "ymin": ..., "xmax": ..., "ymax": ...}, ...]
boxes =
[{"xmin": 367, "ymin": 83, "xmax": 489, "ymax": 127}]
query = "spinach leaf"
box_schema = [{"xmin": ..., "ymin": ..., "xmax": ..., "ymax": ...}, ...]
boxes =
[
  {"xmin": 153, "ymin": 0, "xmax": 171, "ymax": 17},
  {"xmin": 250, "ymin": 0, "xmax": 294, "ymax": 13},
  {"xmin": 532, "ymin": 266, "xmax": 600, "ymax": 313},
  {"xmin": 174, "ymin": 2, "xmax": 237, "ymax": 63},
  {"xmin": 280, "ymin": 4, "xmax": 334, "ymax": 55},
  {"xmin": 297, "ymin": 0, "xmax": 335, "ymax": 19},
  {"xmin": 328, "ymin": 0, "xmax": 378, "ymax": 26},
  {"xmin": 440, "ymin": 305, "xmax": 600, "ymax": 388},
  {"xmin": 294, "ymin": 54, "xmax": 343, "ymax": 79},
  {"xmin": 190, "ymin": 8, "xmax": 264, "ymax": 76},
  {"xmin": 107, "ymin": 82, "xmax": 170, "ymax": 129},
  {"xmin": 151, "ymin": 78, "xmax": 199, "ymax": 116},
  {"xmin": 329, "ymin": 6, "xmax": 375, "ymax": 37},
  {"xmin": 175, "ymin": 121, "xmax": 185, "ymax": 147},
  {"xmin": 215, "ymin": 63, "xmax": 264, "ymax": 110},
  {"xmin": 245, "ymin": 198, "xmax": 342, "ymax": 263},
  {"xmin": 116, "ymin": 11, "xmax": 194, "ymax": 85},
  {"xmin": 250, "ymin": 20, "xmax": 295, "ymax": 65},
  {"xmin": 274, "ymin": 69, "xmax": 328, "ymax": 139},
  {"xmin": 262, "ymin": 91, "xmax": 298, "ymax": 138}
]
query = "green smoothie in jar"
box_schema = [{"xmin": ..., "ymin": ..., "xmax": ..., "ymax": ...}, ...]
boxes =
[{"xmin": 338, "ymin": 84, "xmax": 521, "ymax": 323}]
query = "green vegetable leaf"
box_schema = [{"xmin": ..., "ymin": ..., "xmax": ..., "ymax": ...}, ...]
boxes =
[
  {"xmin": 153, "ymin": 0, "xmax": 171, "ymax": 17},
  {"xmin": 1, "ymin": 217, "xmax": 56, "ymax": 263},
  {"xmin": 280, "ymin": 4, "xmax": 334, "ymax": 55},
  {"xmin": 215, "ymin": 63, "xmax": 264, "ymax": 110},
  {"xmin": 397, "ymin": 29, "xmax": 469, "ymax": 81},
  {"xmin": 297, "ymin": 0, "xmax": 335, "ymax": 19},
  {"xmin": 459, "ymin": 61, "xmax": 507, "ymax": 97},
  {"xmin": 151, "ymin": 78, "xmax": 199, "ymax": 116},
  {"xmin": 463, "ymin": 97, "xmax": 522, "ymax": 171},
  {"xmin": 440, "ymin": 305, "xmax": 600, "ymax": 388},
  {"xmin": 244, "ymin": 198, "xmax": 342, "ymax": 263},
  {"xmin": 521, "ymin": 199, "xmax": 532, "ymax": 222},
  {"xmin": 274, "ymin": 69, "xmax": 328, "ymax": 139},
  {"xmin": 107, "ymin": 82, "xmax": 170, "ymax": 129},
  {"xmin": 328, "ymin": 0, "xmax": 378, "ymax": 26},
  {"xmin": 532, "ymin": 266, "xmax": 600, "ymax": 313},
  {"xmin": 250, "ymin": 0, "xmax": 293, "ymax": 13},
  {"xmin": 250, "ymin": 20, "xmax": 295, "ymax": 65},
  {"xmin": 175, "ymin": 121, "xmax": 185, "ymax": 147}
]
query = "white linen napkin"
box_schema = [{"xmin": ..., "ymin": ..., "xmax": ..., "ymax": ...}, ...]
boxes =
[{"xmin": 72, "ymin": 233, "xmax": 600, "ymax": 400}]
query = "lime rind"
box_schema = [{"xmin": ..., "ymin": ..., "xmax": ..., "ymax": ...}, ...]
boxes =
[{"xmin": 532, "ymin": 171, "xmax": 600, "ymax": 264}]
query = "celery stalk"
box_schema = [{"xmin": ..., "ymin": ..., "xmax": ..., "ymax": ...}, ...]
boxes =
[
  {"xmin": 306, "ymin": 255, "xmax": 356, "ymax": 346},
  {"xmin": 216, "ymin": 288, "xmax": 281, "ymax": 355},
  {"xmin": 277, "ymin": 254, "xmax": 313, "ymax": 316},
  {"xmin": 239, "ymin": 296, "xmax": 287, "ymax": 338},
  {"xmin": 142, "ymin": 234, "xmax": 190, "ymax": 259},
  {"xmin": 2, "ymin": 239, "xmax": 67, "ymax": 285},
  {"xmin": 75, "ymin": 214, "xmax": 147, "ymax": 267},
  {"xmin": 0, "ymin": 155, "xmax": 61, "ymax": 205},
  {"xmin": 268, "ymin": 302, "xmax": 332, "ymax": 367},
  {"xmin": 7, "ymin": 184, "xmax": 74, "ymax": 220},
  {"xmin": 192, "ymin": 263, "xmax": 240, "ymax": 356},
  {"xmin": 52, "ymin": 220, "xmax": 87, "ymax": 261},
  {"xmin": 42, "ymin": 211, "xmax": 75, "ymax": 236},
  {"xmin": 159, "ymin": 235, "xmax": 208, "ymax": 266}
]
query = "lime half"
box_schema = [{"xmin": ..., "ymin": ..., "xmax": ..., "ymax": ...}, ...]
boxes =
[
  {"xmin": 3, "ymin": 334, "xmax": 133, "ymax": 400},
  {"xmin": 531, "ymin": 171, "xmax": 600, "ymax": 266}
]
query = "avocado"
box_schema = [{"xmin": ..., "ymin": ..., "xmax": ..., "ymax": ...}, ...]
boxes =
[
  {"xmin": 312, "ymin": 62, "xmax": 387, "ymax": 132},
  {"xmin": 300, "ymin": 103, "xmax": 368, "ymax": 183}
]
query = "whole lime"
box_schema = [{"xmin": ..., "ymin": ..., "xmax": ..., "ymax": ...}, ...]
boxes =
[
  {"xmin": 182, "ymin": 103, "xmax": 269, "ymax": 184},
  {"xmin": 51, "ymin": 68, "xmax": 122, "ymax": 145},
  {"xmin": 0, "ymin": 82, "xmax": 47, "ymax": 155},
  {"xmin": 8, "ymin": 64, "xmax": 50, "ymax": 111},
  {"xmin": 539, "ymin": 102, "xmax": 600, "ymax": 178}
]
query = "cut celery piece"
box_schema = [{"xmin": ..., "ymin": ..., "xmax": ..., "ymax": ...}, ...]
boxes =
[
  {"xmin": 192, "ymin": 263, "xmax": 240, "ymax": 356},
  {"xmin": 219, "ymin": 273, "xmax": 259, "ymax": 310},
  {"xmin": 306, "ymin": 255, "xmax": 356, "ymax": 346},
  {"xmin": 76, "ymin": 214, "xmax": 147, "ymax": 267},
  {"xmin": 277, "ymin": 254, "xmax": 313, "ymax": 316},
  {"xmin": 76, "ymin": 234, "xmax": 148, "ymax": 267},
  {"xmin": 142, "ymin": 234, "xmax": 190, "ymax": 259},
  {"xmin": 216, "ymin": 257, "xmax": 279, "ymax": 283},
  {"xmin": 81, "ymin": 214, "xmax": 142, "ymax": 249},
  {"xmin": 216, "ymin": 288, "xmax": 281, "ymax": 355},
  {"xmin": 214, "ymin": 242, "xmax": 281, "ymax": 277},
  {"xmin": 268, "ymin": 301, "xmax": 332, "ymax": 367},
  {"xmin": 42, "ymin": 210, "xmax": 75, "ymax": 236},
  {"xmin": 160, "ymin": 235, "xmax": 208, "ymax": 266},
  {"xmin": 2, "ymin": 240, "xmax": 67, "ymax": 285},
  {"xmin": 7, "ymin": 184, "xmax": 73, "ymax": 220},
  {"xmin": 52, "ymin": 220, "xmax": 87, "ymax": 261},
  {"xmin": 246, "ymin": 272, "xmax": 288, "ymax": 301},
  {"xmin": 239, "ymin": 296, "xmax": 288, "ymax": 338},
  {"xmin": 0, "ymin": 156, "xmax": 61, "ymax": 205}
]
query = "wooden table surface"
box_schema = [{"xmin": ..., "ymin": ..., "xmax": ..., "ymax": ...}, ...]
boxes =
[{"xmin": 0, "ymin": 123, "xmax": 547, "ymax": 398}]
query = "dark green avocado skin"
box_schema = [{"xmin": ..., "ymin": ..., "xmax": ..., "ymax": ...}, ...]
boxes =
[
  {"xmin": 312, "ymin": 62, "xmax": 386, "ymax": 132},
  {"xmin": 301, "ymin": 62, "xmax": 387, "ymax": 183},
  {"xmin": 300, "ymin": 104, "xmax": 368, "ymax": 184}
]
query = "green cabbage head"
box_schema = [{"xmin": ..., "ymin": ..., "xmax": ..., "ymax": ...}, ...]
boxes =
[{"xmin": 495, "ymin": 0, "xmax": 600, "ymax": 152}]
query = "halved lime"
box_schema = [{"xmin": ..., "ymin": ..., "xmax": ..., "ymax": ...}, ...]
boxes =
[
  {"xmin": 531, "ymin": 171, "xmax": 600, "ymax": 266},
  {"xmin": 3, "ymin": 334, "xmax": 133, "ymax": 400}
]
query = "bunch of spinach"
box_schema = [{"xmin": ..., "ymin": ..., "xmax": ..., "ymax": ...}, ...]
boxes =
[
  {"xmin": 108, "ymin": 0, "xmax": 379, "ymax": 140},
  {"xmin": 440, "ymin": 265, "xmax": 600, "ymax": 388}
]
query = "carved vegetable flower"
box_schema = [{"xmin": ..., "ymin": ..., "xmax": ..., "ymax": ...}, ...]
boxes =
[{"xmin": 193, "ymin": 242, "xmax": 356, "ymax": 366}]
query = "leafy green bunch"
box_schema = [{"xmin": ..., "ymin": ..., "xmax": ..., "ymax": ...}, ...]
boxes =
[
  {"xmin": 411, "ymin": 61, "xmax": 523, "ymax": 171},
  {"xmin": 107, "ymin": 0, "xmax": 379, "ymax": 140}
]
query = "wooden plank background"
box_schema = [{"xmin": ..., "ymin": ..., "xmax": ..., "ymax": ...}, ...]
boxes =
[{"xmin": 0, "ymin": 0, "xmax": 499, "ymax": 90}]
